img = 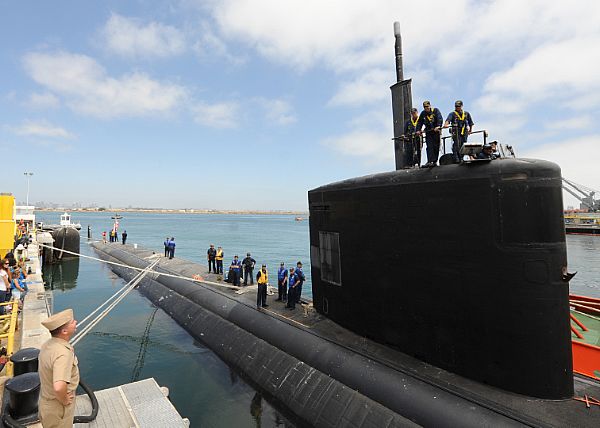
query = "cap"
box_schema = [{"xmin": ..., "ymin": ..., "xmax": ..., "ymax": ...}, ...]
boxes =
[
  {"xmin": 455, "ymin": 100, "xmax": 463, "ymax": 107},
  {"xmin": 262, "ymin": 264, "xmax": 266, "ymax": 268},
  {"xmin": 411, "ymin": 107, "xmax": 418, "ymax": 113},
  {"xmin": 280, "ymin": 262, "xmax": 285, "ymax": 266},
  {"xmin": 247, "ymin": 252, "xmax": 251, "ymax": 256},
  {"xmin": 483, "ymin": 143, "xmax": 492, "ymax": 149},
  {"xmin": 42, "ymin": 309, "xmax": 73, "ymax": 331},
  {"xmin": 422, "ymin": 100, "xmax": 431, "ymax": 107}
]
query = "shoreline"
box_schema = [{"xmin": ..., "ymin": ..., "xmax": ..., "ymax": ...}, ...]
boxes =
[{"xmin": 34, "ymin": 208, "xmax": 308, "ymax": 216}]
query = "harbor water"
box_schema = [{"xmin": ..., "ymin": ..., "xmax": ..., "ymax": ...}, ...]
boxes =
[{"xmin": 36, "ymin": 211, "xmax": 600, "ymax": 427}]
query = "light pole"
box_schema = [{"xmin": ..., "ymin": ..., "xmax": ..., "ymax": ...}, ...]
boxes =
[{"xmin": 24, "ymin": 172, "xmax": 33, "ymax": 206}]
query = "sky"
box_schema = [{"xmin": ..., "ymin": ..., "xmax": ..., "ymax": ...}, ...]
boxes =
[{"xmin": 1, "ymin": 0, "xmax": 599, "ymax": 210}]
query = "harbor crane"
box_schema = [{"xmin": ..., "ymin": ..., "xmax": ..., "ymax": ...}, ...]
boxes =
[{"xmin": 562, "ymin": 177, "xmax": 600, "ymax": 211}]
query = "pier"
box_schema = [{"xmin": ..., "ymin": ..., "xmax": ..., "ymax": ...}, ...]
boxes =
[{"xmin": 0, "ymin": 228, "xmax": 189, "ymax": 427}]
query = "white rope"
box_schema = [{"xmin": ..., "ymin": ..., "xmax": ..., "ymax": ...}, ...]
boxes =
[
  {"xmin": 77, "ymin": 260, "xmax": 158, "ymax": 329},
  {"xmin": 36, "ymin": 241, "xmax": 241, "ymax": 291},
  {"xmin": 70, "ymin": 259, "xmax": 160, "ymax": 346}
]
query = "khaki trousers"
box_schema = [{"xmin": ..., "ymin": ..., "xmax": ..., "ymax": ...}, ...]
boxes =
[{"xmin": 39, "ymin": 398, "xmax": 75, "ymax": 428}]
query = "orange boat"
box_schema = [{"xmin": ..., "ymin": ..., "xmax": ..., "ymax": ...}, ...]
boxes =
[{"xmin": 570, "ymin": 294, "xmax": 600, "ymax": 380}]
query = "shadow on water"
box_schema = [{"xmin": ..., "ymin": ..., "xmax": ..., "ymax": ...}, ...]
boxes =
[{"xmin": 43, "ymin": 257, "xmax": 80, "ymax": 291}]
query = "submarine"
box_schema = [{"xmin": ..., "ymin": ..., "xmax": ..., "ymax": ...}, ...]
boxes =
[{"xmin": 91, "ymin": 23, "xmax": 600, "ymax": 427}]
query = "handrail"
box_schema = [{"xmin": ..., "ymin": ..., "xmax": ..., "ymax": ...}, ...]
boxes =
[{"xmin": 0, "ymin": 300, "xmax": 21, "ymax": 376}]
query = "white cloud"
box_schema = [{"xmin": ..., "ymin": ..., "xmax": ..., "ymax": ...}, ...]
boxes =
[
  {"xmin": 193, "ymin": 101, "xmax": 239, "ymax": 128},
  {"xmin": 328, "ymin": 69, "xmax": 391, "ymax": 107},
  {"xmin": 100, "ymin": 13, "xmax": 186, "ymax": 58},
  {"xmin": 256, "ymin": 98, "xmax": 296, "ymax": 125},
  {"xmin": 545, "ymin": 116, "xmax": 594, "ymax": 132},
  {"xmin": 321, "ymin": 109, "xmax": 392, "ymax": 164},
  {"xmin": 23, "ymin": 51, "xmax": 187, "ymax": 119},
  {"xmin": 192, "ymin": 21, "xmax": 246, "ymax": 65},
  {"xmin": 10, "ymin": 120, "xmax": 74, "ymax": 139},
  {"xmin": 521, "ymin": 135, "xmax": 600, "ymax": 208},
  {"xmin": 26, "ymin": 92, "xmax": 60, "ymax": 109}
]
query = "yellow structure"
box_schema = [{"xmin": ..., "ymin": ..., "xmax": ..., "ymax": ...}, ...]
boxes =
[{"xmin": 0, "ymin": 193, "xmax": 15, "ymax": 257}]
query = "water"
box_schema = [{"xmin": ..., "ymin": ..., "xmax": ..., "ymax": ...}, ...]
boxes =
[
  {"xmin": 35, "ymin": 211, "xmax": 600, "ymax": 426},
  {"xmin": 37, "ymin": 211, "xmax": 308, "ymax": 428}
]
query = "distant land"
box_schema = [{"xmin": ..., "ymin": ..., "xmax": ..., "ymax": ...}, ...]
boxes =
[{"xmin": 35, "ymin": 207, "xmax": 308, "ymax": 216}]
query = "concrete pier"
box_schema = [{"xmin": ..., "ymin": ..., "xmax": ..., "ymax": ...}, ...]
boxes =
[{"xmin": 0, "ymin": 232, "xmax": 189, "ymax": 427}]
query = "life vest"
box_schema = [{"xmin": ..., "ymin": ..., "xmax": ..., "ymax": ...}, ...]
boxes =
[
  {"xmin": 278, "ymin": 267, "xmax": 288, "ymax": 281},
  {"xmin": 216, "ymin": 249, "xmax": 223, "ymax": 260},
  {"xmin": 425, "ymin": 108, "xmax": 437, "ymax": 124},
  {"xmin": 453, "ymin": 110, "xmax": 467, "ymax": 135},
  {"xmin": 258, "ymin": 269, "xmax": 268, "ymax": 284}
]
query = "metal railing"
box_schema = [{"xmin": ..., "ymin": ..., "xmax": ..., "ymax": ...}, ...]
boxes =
[{"xmin": 0, "ymin": 299, "xmax": 21, "ymax": 377}]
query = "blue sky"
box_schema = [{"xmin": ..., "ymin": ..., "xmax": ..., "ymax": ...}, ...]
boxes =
[{"xmin": 1, "ymin": 0, "xmax": 599, "ymax": 210}]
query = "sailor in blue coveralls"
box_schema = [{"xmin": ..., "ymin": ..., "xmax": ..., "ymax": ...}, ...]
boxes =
[
  {"xmin": 416, "ymin": 100, "xmax": 444, "ymax": 166},
  {"xmin": 230, "ymin": 255, "xmax": 242, "ymax": 286},
  {"xmin": 443, "ymin": 100, "xmax": 474, "ymax": 163},
  {"xmin": 294, "ymin": 261, "xmax": 305, "ymax": 304},
  {"xmin": 276, "ymin": 262, "xmax": 288, "ymax": 302}
]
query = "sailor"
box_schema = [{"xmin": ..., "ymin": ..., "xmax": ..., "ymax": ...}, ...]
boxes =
[
  {"xmin": 489, "ymin": 140, "xmax": 500, "ymax": 159},
  {"xmin": 294, "ymin": 261, "xmax": 306, "ymax": 304},
  {"xmin": 286, "ymin": 267, "xmax": 297, "ymax": 310},
  {"xmin": 256, "ymin": 264, "xmax": 269, "ymax": 309},
  {"xmin": 416, "ymin": 100, "xmax": 443, "ymax": 167},
  {"xmin": 242, "ymin": 252, "xmax": 256, "ymax": 286},
  {"xmin": 215, "ymin": 246, "xmax": 224, "ymax": 274},
  {"xmin": 207, "ymin": 244, "xmax": 217, "ymax": 273},
  {"xmin": 102, "ymin": 231, "xmax": 107, "ymax": 244},
  {"xmin": 164, "ymin": 237, "xmax": 170, "ymax": 257},
  {"xmin": 403, "ymin": 107, "xmax": 422, "ymax": 167},
  {"xmin": 121, "ymin": 230, "xmax": 127, "ymax": 245},
  {"xmin": 478, "ymin": 143, "xmax": 494, "ymax": 160},
  {"xmin": 230, "ymin": 255, "xmax": 242, "ymax": 286},
  {"xmin": 276, "ymin": 262, "xmax": 288, "ymax": 302},
  {"xmin": 168, "ymin": 237, "xmax": 176, "ymax": 259},
  {"xmin": 39, "ymin": 309, "xmax": 80, "ymax": 428},
  {"xmin": 443, "ymin": 100, "xmax": 474, "ymax": 163}
]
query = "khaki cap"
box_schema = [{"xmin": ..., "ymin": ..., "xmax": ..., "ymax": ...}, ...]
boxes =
[{"xmin": 42, "ymin": 309, "xmax": 73, "ymax": 331}]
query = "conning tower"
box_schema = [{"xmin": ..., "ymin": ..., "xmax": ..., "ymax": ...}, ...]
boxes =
[{"xmin": 308, "ymin": 23, "xmax": 573, "ymax": 399}]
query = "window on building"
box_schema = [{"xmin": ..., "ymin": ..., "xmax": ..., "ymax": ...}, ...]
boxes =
[{"xmin": 319, "ymin": 231, "xmax": 341, "ymax": 286}]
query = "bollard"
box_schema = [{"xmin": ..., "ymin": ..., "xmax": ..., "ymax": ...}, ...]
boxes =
[
  {"xmin": 10, "ymin": 347, "xmax": 40, "ymax": 376},
  {"xmin": 4, "ymin": 372, "xmax": 41, "ymax": 421}
]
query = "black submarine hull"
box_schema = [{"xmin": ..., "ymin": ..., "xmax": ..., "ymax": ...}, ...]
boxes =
[
  {"xmin": 91, "ymin": 243, "xmax": 529, "ymax": 427},
  {"xmin": 309, "ymin": 158, "xmax": 572, "ymax": 399}
]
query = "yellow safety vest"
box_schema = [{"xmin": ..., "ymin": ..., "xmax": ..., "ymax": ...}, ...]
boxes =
[
  {"xmin": 411, "ymin": 117, "xmax": 418, "ymax": 128},
  {"xmin": 454, "ymin": 110, "xmax": 467, "ymax": 135},
  {"xmin": 257, "ymin": 270, "xmax": 268, "ymax": 284},
  {"xmin": 216, "ymin": 249, "xmax": 223, "ymax": 261}
]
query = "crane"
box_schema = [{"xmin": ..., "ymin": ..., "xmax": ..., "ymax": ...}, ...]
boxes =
[{"xmin": 562, "ymin": 178, "xmax": 599, "ymax": 211}]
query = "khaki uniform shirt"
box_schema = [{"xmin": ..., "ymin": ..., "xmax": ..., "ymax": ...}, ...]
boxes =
[
  {"xmin": 39, "ymin": 337, "xmax": 80, "ymax": 427},
  {"xmin": 39, "ymin": 337, "xmax": 80, "ymax": 400}
]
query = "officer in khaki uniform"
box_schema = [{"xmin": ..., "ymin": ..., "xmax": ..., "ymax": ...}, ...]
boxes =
[{"xmin": 38, "ymin": 309, "xmax": 80, "ymax": 428}]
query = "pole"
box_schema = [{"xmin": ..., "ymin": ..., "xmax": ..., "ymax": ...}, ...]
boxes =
[{"xmin": 24, "ymin": 172, "xmax": 33, "ymax": 206}]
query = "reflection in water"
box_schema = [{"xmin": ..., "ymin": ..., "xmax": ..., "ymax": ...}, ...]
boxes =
[
  {"xmin": 44, "ymin": 257, "xmax": 80, "ymax": 290},
  {"xmin": 250, "ymin": 393, "xmax": 263, "ymax": 427},
  {"xmin": 132, "ymin": 306, "xmax": 159, "ymax": 382}
]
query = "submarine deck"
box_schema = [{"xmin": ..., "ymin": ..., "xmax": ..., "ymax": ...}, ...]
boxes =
[{"xmin": 99, "ymin": 242, "xmax": 600, "ymax": 427}]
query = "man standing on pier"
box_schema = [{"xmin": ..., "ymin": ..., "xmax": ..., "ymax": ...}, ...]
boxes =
[
  {"xmin": 207, "ymin": 244, "xmax": 217, "ymax": 273},
  {"xmin": 122, "ymin": 230, "xmax": 127, "ymax": 245},
  {"xmin": 256, "ymin": 264, "xmax": 269, "ymax": 309},
  {"xmin": 216, "ymin": 246, "xmax": 224, "ymax": 274},
  {"xmin": 39, "ymin": 308, "xmax": 80, "ymax": 428},
  {"xmin": 242, "ymin": 253, "xmax": 256, "ymax": 286}
]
